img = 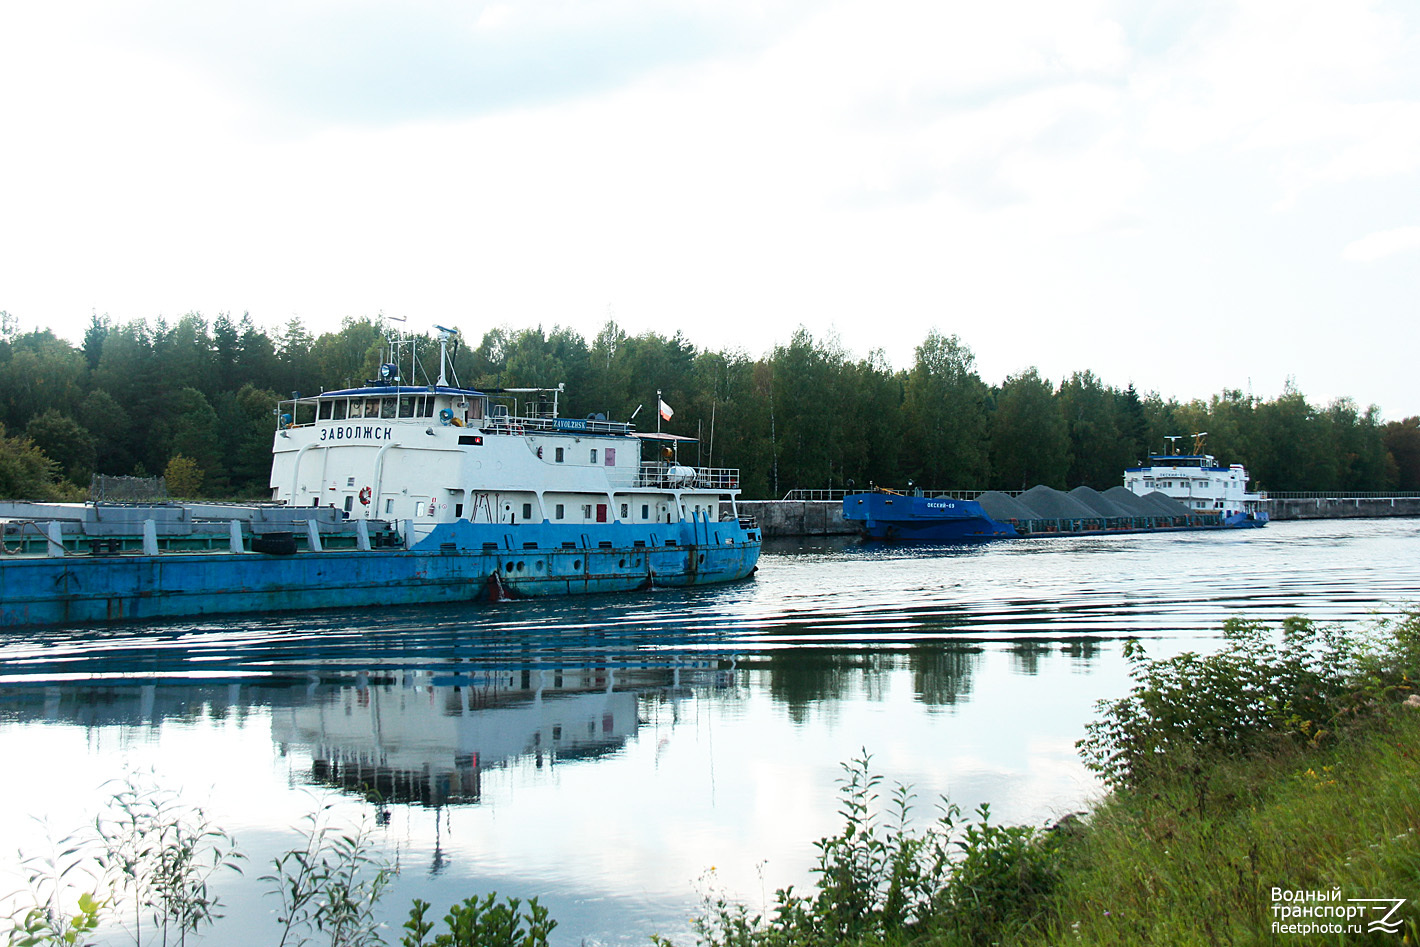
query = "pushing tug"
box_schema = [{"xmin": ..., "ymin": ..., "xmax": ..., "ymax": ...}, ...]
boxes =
[
  {"xmin": 1122, "ymin": 434, "xmax": 1268, "ymax": 528},
  {"xmin": 0, "ymin": 326, "xmax": 760, "ymax": 628}
]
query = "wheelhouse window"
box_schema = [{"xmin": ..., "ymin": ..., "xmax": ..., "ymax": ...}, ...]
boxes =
[
  {"xmin": 347, "ymin": 400, "xmax": 364, "ymax": 419},
  {"xmin": 332, "ymin": 400, "xmax": 348, "ymax": 420},
  {"xmin": 318, "ymin": 401, "xmax": 333, "ymax": 420},
  {"xmin": 364, "ymin": 398, "xmax": 381, "ymax": 418},
  {"xmin": 398, "ymin": 398, "xmax": 415, "ymax": 418}
]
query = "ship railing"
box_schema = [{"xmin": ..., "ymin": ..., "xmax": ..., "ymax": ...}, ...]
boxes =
[
  {"xmin": 481, "ymin": 414, "xmax": 634, "ymax": 436},
  {"xmin": 782, "ymin": 487, "xmax": 1027, "ymax": 501},
  {"xmin": 1261, "ymin": 490, "xmax": 1420, "ymax": 500},
  {"xmin": 629, "ymin": 463, "xmax": 742, "ymax": 491},
  {"xmin": 782, "ymin": 489, "xmax": 850, "ymax": 501}
]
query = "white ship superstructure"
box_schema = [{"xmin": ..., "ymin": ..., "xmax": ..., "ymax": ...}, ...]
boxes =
[
  {"xmin": 267, "ymin": 327, "xmax": 760, "ymax": 595},
  {"xmin": 1124, "ymin": 440, "xmax": 1267, "ymax": 527}
]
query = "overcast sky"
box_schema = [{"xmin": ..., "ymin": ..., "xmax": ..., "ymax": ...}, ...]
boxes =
[{"xmin": 2, "ymin": 1, "xmax": 1417, "ymax": 418}]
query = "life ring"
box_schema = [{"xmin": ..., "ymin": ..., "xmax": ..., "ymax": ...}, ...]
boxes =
[{"xmin": 359, "ymin": 486, "xmax": 372, "ymax": 506}]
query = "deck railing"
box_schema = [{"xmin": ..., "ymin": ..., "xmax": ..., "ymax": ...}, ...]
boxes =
[
  {"xmin": 632, "ymin": 464, "xmax": 741, "ymax": 491},
  {"xmin": 781, "ymin": 488, "xmax": 1027, "ymax": 501},
  {"xmin": 1260, "ymin": 491, "xmax": 1420, "ymax": 500},
  {"xmin": 481, "ymin": 414, "xmax": 635, "ymax": 436}
]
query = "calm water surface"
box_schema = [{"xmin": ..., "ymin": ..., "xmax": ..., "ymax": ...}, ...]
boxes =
[{"xmin": 2, "ymin": 518, "xmax": 1418, "ymax": 944}]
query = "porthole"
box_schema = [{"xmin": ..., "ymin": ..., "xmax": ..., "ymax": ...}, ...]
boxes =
[
  {"xmin": 573, "ymin": 559, "xmax": 582, "ymax": 570},
  {"xmin": 619, "ymin": 559, "xmax": 626, "ymax": 568}
]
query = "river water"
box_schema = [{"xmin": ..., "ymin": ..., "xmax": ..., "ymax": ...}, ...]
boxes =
[{"xmin": 2, "ymin": 518, "xmax": 1418, "ymax": 945}]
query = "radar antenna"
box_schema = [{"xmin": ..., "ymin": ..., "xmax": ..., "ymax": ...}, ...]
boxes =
[{"xmin": 434, "ymin": 325, "xmax": 458, "ymax": 387}]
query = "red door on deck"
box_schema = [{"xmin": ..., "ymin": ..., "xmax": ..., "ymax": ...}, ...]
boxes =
[{"xmin": 596, "ymin": 504, "xmax": 608, "ymax": 522}]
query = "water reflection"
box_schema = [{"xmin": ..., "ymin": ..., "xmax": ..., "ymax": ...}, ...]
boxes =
[
  {"xmin": 910, "ymin": 645, "xmax": 982, "ymax": 706},
  {"xmin": 0, "ymin": 632, "xmax": 1041, "ymax": 810},
  {"xmin": 281, "ymin": 664, "xmax": 727, "ymax": 809},
  {"xmin": 1, "ymin": 520, "xmax": 1416, "ymax": 946}
]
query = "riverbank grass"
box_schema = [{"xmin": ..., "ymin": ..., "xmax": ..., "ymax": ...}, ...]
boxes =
[
  {"xmin": 677, "ymin": 612, "xmax": 1420, "ymax": 946},
  {"xmin": 1025, "ymin": 712, "xmax": 1420, "ymax": 946}
]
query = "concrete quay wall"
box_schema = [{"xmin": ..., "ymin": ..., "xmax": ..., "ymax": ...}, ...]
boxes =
[
  {"xmin": 1262, "ymin": 497, "xmax": 1420, "ymax": 521},
  {"xmin": 739, "ymin": 500, "xmax": 856, "ymax": 538}
]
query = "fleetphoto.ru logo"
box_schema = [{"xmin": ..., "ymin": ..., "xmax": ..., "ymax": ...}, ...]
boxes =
[{"xmin": 1271, "ymin": 887, "xmax": 1408, "ymax": 936}]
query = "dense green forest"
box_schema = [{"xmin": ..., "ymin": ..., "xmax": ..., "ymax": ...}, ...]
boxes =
[{"xmin": 1, "ymin": 310, "xmax": 1417, "ymax": 501}]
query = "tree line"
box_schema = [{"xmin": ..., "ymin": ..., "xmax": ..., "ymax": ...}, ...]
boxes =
[{"xmin": 1, "ymin": 310, "xmax": 1417, "ymax": 501}]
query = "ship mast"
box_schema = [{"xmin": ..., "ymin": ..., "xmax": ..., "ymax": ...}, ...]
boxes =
[{"xmin": 434, "ymin": 324, "xmax": 457, "ymax": 387}]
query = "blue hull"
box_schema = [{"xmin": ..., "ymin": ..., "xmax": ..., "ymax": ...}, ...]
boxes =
[
  {"xmin": 842, "ymin": 493, "xmax": 1019, "ymax": 542},
  {"xmin": 1222, "ymin": 510, "xmax": 1270, "ymax": 528},
  {"xmin": 842, "ymin": 492, "xmax": 1269, "ymax": 542},
  {"xmin": 1, "ymin": 518, "xmax": 760, "ymax": 629}
]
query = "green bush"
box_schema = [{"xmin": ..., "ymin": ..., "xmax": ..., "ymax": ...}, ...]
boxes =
[
  {"xmin": 680, "ymin": 753, "xmax": 1067, "ymax": 947},
  {"xmin": 400, "ymin": 894, "xmax": 557, "ymax": 947},
  {"xmin": 1078, "ymin": 613, "xmax": 1420, "ymax": 793},
  {"xmin": 937, "ymin": 805, "xmax": 1065, "ymax": 945}
]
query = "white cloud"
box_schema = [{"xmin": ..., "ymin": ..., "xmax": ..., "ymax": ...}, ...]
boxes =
[{"xmin": 1342, "ymin": 225, "xmax": 1420, "ymax": 261}]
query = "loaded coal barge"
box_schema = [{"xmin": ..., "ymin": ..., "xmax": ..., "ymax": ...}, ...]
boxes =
[{"xmin": 843, "ymin": 445, "xmax": 1267, "ymax": 542}]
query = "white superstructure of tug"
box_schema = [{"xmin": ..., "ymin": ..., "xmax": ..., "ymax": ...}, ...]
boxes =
[
  {"xmin": 269, "ymin": 330, "xmax": 745, "ymax": 550},
  {"xmin": 1123, "ymin": 436, "xmax": 1266, "ymax": 522}
]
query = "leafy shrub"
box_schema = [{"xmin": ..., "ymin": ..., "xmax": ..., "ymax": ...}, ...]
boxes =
[
  {"xmin": 1078, "ymin": 613, "xmax": 1420, "ymax": 793},
  {"xmin": 6, "ymin": 893, "xmax": 104, "ymax": 947},
  {"xmin": 937, "ymin": 805, "xmax": 1065, "ymax": 945},
  {"xmin": 400, "ymin": 894, "xmax": 557, "ymax": 947},
  {"xmin": 681, "ymin": 753, "xmax": 1067, "ymax": 947}
]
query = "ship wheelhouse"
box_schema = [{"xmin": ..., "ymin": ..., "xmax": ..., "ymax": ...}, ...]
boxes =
[
  {"xmin": 269, "ymin": 346, "xmax": 744, "ymax": 542},
  {"xmin": 1123, "ymin": 452, "xmax": 1263, "ymax": 520}
]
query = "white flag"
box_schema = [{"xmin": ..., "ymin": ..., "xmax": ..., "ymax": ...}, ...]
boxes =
[{"xmin": 658, "ymin": 399, "xmax": 674, "ymax": 421}]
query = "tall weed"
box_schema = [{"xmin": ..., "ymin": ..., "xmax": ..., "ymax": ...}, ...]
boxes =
[{"xmin": 261, "ymin": 805, "xmax": 395, "ymax": 947}]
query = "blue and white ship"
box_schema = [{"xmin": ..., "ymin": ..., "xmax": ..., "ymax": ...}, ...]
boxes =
[{"xmin": 0, "ymin": 327, "xmax": 761, "ymax": 628}]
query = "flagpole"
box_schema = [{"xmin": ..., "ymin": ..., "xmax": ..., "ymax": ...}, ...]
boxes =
[{"xmin": 657, "ymin": 388, "xmax": 662, "ymax": 436}]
